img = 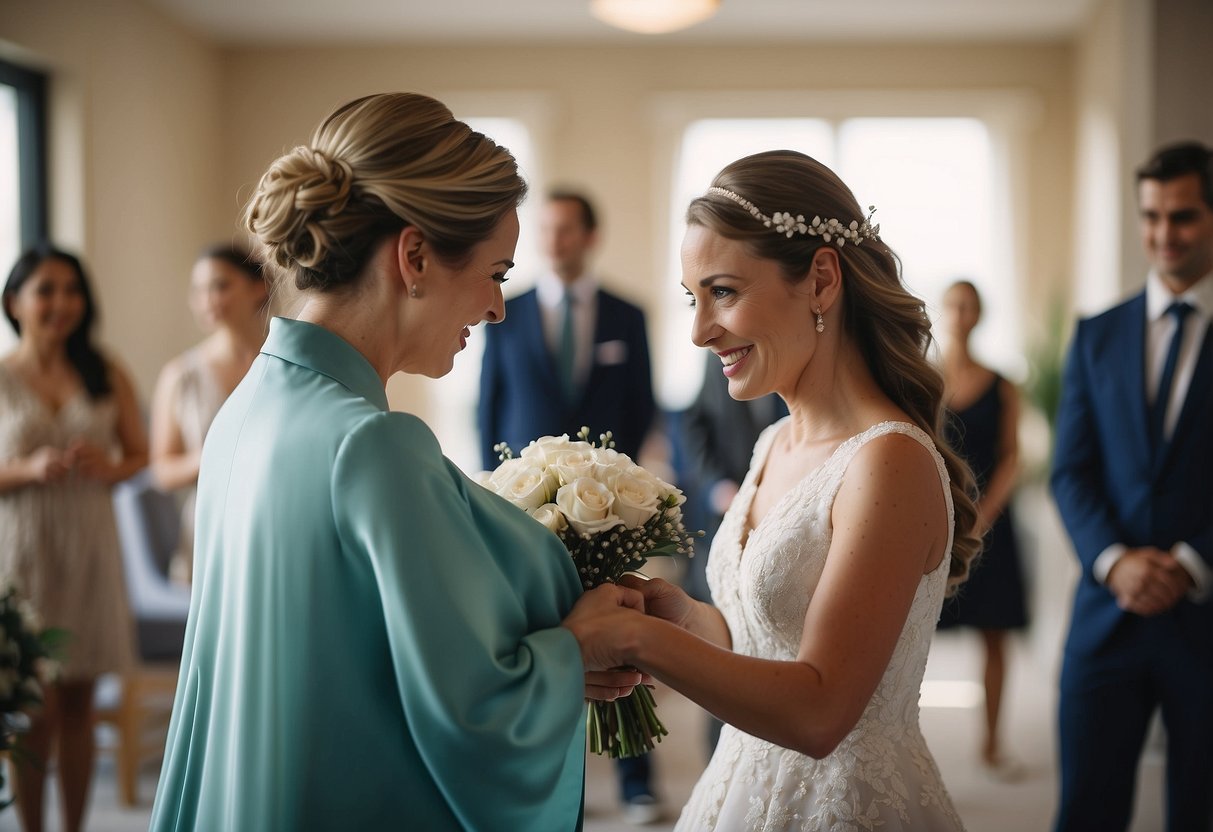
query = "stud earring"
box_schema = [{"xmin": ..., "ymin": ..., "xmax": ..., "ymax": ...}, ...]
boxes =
[{"xmin": 815, "ymin": 308, "xmax": 825, "ymax": 333}]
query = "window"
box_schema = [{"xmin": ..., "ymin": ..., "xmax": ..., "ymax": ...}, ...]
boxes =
[
  {"xmin": 659, "ymin": 116, "xmax": 1017, "ymax": 410},
  {"xmin": 0, "ymin": 59, "xmax": 48, "ymax": 352}
]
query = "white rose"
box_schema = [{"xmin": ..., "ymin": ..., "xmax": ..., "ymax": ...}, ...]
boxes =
[
  {"xmin": 551, "ymin": 449, "xmax": 596, "ymax": 485},
  {"xmin": 471, "ymin": 470, "xmax": 495, "ymax": 489},
  {"xmin": 529, "ymin": 503, "xmax": 569, "ymax": 535},
  {"xmin": 520, "ymin": 435, "xmax": 582, "ymax": 465},
  {"xmin": 612, "ymin": 469, "xmax": 662, "ymax": 528},
  {"xmin": 555, "ymin": 477, "xmax": 623, "ymax": 536},
  {"xmin": 488, "ymin": 457, "xmax": 532, "ymax": 490},
  {"xmin": 497, "ymin": 462, "xmax": 554, "ymax": 512},
  {"xmin": 590, "ymin": 447, "xmax": 632, "ymax": 483}
]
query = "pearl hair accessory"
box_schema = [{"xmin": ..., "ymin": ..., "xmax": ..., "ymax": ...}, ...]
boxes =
[{"xmin": 707, "ymin": 186, "xmax": 880, "ymax": 247}]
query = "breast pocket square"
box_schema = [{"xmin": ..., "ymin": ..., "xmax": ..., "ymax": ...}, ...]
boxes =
[{"xmin": 595, "ymin": 340, "xmax": 629, "ymax": 366}]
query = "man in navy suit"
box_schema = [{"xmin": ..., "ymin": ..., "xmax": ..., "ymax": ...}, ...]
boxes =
[
  {"xmin": 1051, "ymin": 141, "xmax": 1213, "ymax": 832},
  {"xmin": 478, "ymin": 190, "xmax": 661, "ymax": 824}
]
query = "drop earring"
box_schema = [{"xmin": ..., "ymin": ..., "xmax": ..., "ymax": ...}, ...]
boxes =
[
  {"xmin": 410, "ymin": 284, "xmax": 420, "ymax": 298},
  {"xmin": 815, "ymin": 308, "xmax": 825, "ymax": 333}
]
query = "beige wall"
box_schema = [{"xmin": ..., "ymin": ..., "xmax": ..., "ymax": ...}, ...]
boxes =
[
  {"xmin": 221, "ymin": 40, "xmax": 1075, "ymax": 412},
  {"xmin": 3, "ymin": 8, "xmax": 1079, "ymax": 416},
  {"xmin": 0, "ymin": 0, "xmax": 228, "ymax": 397},
  {"xmin": 222, "ymin": 40, "xmax": 1075, "ymax": 314},
  {"xmin": 1154, "ymin": 0, "xmax": 1213, "ymax": 147}
]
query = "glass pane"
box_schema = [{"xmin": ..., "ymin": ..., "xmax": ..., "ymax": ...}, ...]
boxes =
[
  {"xmin": 837, "ymin": 118, "xmax": 1020, "ymax": 374},
  {"xmin": 661, "ymin": 119, "xmax": 835, "ymax": 409},
  {"xmin": 0, "ymin": 83, "xmax": 20, "ymax": 352}
]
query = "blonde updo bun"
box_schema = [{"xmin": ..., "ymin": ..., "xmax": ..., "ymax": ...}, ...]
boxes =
[{"xmin": 245, "ymin": 92, "xmax": 526, "ymax": 292}]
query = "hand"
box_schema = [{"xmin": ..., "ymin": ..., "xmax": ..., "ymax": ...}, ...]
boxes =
[
  {"xmin": 65, "ymin": 439, "xmax": 116, "ymax": 483},
  {"xmin": 1107, "ymin": 547, "xmax": 1191, "ymax": 616},
  {"xmin": 561, "ymin": 583, "xmax": 645, "ymax": 671},
  {"xmin": 25, "ymin": 446, "xmax": 70, "ymax": 484},
  {"xmin": 619, "ymin": 574, "xmax": 698, "ymax": 630},
  {"xmin": 584, "ymin": 668, "xmax": 648, "ymax": 701}
]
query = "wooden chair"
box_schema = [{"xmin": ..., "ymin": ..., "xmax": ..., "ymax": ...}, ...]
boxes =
[{"xmin": 100, "ymin": 469, "xmax": 191, "ymax": 806}]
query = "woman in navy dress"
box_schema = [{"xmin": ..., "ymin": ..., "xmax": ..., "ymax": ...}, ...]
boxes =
[{"xmin": 937, "ymin": 280, "xmax": 1029, "ymax": 780}]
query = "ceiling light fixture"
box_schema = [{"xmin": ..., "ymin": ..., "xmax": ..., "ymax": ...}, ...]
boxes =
[{"xmin": 590, "ymin": 0, "xmax": 721, "ymax": 35}]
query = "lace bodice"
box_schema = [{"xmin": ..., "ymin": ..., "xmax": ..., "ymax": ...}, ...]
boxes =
[{"xmin": 676, "ymin": 420, "xmax": 965, "ymax": 831}]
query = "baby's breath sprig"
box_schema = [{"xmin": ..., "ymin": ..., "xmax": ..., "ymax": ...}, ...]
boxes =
[{"xmin": 575, "ymin": 425, "xmax": 615, "ymax": 449}]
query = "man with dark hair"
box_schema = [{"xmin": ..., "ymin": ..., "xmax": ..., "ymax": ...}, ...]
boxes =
[
  {"xmin": 478, "ymin": 189, "xmax": 662, "ymax": 824},
  {"xmin": 1052, "ymin": 140, "xmax": 1213, "ymax": 832}
]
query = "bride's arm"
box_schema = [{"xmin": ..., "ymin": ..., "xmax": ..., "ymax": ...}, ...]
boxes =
[
  {"xmin": 614, "ymin": 433, "xmax": 946, "ymax": 758},
  {"xmin": 621, "ymin": 573, "xmax": 732, "ymax": 649}
]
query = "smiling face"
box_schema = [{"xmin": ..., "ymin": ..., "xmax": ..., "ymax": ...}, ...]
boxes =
[
  {"xmin": 405, "ymin": 209, "xmax": 520, "ymax": 378},
  {"xmin": 681, "ymin": 223, "xmax": 821, "ymax": 401},
  {"xmin": 189, "ymin": 257, "xmax": 267, "ymax": 332},
  {"xmin": 5, "ymin": 257, "xmax": 87, "ymax": 347},
  {"xmin": 1139, "ymin": 173, "xmax": 1213, "ymax": 291}
]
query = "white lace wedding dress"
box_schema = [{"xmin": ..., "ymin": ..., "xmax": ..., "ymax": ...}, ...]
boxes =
[{"xmin": 675, "ymin": 420, "xmax": 966, "ymax": 832}]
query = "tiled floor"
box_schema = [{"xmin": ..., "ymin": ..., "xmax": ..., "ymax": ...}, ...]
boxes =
[{"xmin": 0, "ymin": 488, "xmax": 1170, "ymax": 831}]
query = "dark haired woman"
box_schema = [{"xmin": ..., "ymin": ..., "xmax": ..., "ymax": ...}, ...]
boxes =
[
  {"xmin": 149, "ymin": 245, "xmax": 267, "ymax": 583},
  {"xmin": 0, "ymin": 244, "xmax": 147, "ymax": 832}
]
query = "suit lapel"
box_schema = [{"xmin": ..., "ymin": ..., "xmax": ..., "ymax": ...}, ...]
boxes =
[
  {"xmin": 1156, "ymin": 320, "xmax": 1213, "ymax": 477},
  {"xmin": 1123, "ymin": 296, "xmax": 1152, "ymax": 463},
  {"xmin": 579, "ymin": 291, "xmax": 611, "ymax": 408}
]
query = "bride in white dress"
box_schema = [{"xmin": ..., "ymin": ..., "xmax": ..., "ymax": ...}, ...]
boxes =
[{"xmin": 591, "ymin": 150, "xmax": 982, "ymax": 831}]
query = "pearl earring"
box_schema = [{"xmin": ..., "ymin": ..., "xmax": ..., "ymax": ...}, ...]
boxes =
[
  {"xmin": 815, "ymin": 308, "xmax": 825, "ymax": 333},
  {"xmin": 410, "ymin": 284, "xmax": 419, "ymax": 298}
]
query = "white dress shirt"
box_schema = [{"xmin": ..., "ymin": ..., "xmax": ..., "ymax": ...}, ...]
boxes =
[
  {"xmin": 1093, "ymin": 270, "xmax": 1213, "ymax": 600},
  {"xmin": 536, "ymin": 271, "xmax": 598, "ymax": 391}
]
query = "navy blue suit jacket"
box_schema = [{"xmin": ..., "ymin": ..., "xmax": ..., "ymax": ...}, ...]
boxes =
[
  {"xmin": 1050, "ymin": 291, "xmax": 1213, "ymax": 660},
  {"xmin": 478, "ymin": 288, "xmax": 656, "ymax": 471}
]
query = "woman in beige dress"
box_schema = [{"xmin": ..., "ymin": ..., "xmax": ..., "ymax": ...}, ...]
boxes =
[
  {"xmin": 0, "ymin": 244, "xmax": 147, "ymax": 832},
  {"xmin": 149, "ymin": 246, "xmax": 266, "ymax": 583}
]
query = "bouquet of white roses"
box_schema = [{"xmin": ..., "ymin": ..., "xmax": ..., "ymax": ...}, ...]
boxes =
[{"xmin": 476, "ymin": 428, "xmax": 697, "ymax": 758}]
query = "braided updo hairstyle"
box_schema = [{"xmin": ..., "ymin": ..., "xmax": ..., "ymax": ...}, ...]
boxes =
[
  {"xmin": 246, "ymin": 93, "xmax": 527, "ymax": 292},
  {"xmin": 686, "ymin": 150, "xmax": 981, "ymax": 591}
]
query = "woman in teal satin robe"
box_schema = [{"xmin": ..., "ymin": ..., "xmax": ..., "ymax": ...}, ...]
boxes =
[{"xmin": 150, "ymin": 93, "xmax": 641, "ymax": 832}]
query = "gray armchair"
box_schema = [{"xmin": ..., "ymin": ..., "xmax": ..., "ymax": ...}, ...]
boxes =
[{"xmin": 102, "ymin": 468, "xmax": 191, "ymax": 805}]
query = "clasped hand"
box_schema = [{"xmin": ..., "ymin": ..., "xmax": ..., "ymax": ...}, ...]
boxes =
[
  {"xmin": 564, "ymin": 575, "xmax": 697, "ymax": 701},
  {"xmin": 1107, "ymin": 547, "xmax": 1193, "ymax": 616},
  {"xmin": 26, "ymin": 439, "xmax": 118, "ymax": 485}
]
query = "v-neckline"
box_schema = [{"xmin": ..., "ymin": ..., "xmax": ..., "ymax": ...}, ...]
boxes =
[
  {"xmin": 0, "ymin": 362, "xmax": 87, "ymax": 419},
  {"xmin": 737, "ymin": 419, "xmax": 909, "ymax": 553}
]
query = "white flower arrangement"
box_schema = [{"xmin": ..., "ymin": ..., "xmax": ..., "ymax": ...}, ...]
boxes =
[
  {"xmin": 480, "ymin": 427, "xmax": 698, "ymax": 757},
  {"xmin": 0, "ymin": 582, "xmax": 65, "ymax": 811}
]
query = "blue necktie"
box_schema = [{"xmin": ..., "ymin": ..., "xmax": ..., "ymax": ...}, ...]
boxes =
[
  {"xmin": 558, "ymin": 290, "xmax": 576, "ymax": 402},
  {"xmin": 1149, "ymin": 301, "xmax": 1194, "ymax": 448}
]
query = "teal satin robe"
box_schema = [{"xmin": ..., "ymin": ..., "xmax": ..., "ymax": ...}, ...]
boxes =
[{"xmin": 149, "ymin": 317, "xmax": 587, "ymax": 831}]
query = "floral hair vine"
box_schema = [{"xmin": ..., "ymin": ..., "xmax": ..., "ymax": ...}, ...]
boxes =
[{"xmin": 706, "ymin": 186, "xmax": 880, "ymax": 247}]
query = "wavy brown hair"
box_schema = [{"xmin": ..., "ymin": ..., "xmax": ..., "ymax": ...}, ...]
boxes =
[
  {"xmin": 246, "ymin": 92, "xmax": 527, "ymax": 292},
  {"xmin": 687, "ymin": 150, "xmax": 981, "ymax": 589}
]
